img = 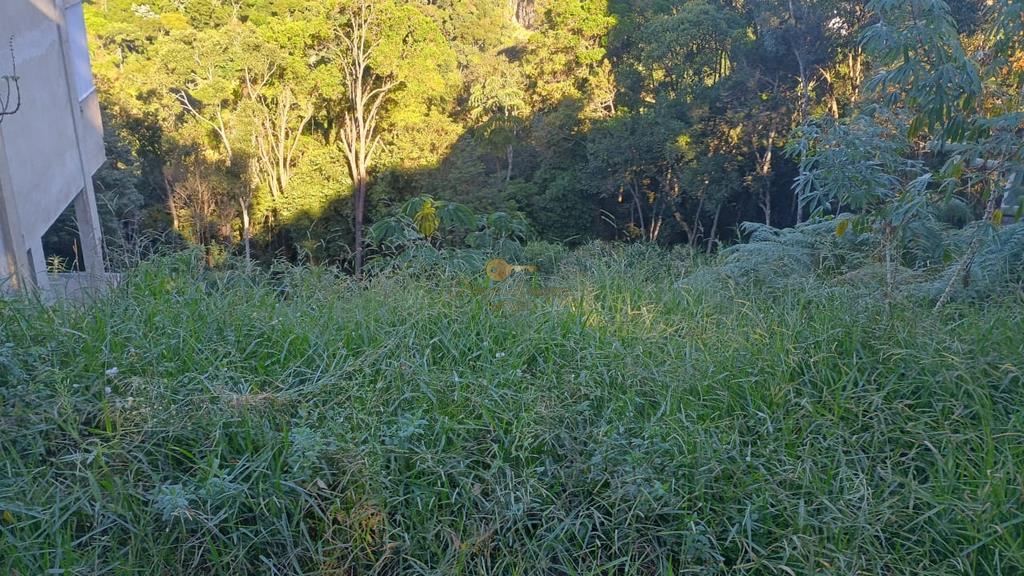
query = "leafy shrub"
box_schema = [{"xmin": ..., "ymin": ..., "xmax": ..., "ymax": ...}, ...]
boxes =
[
  {"xmin": 711, "ymin": 219, "xmax": 869, "ymax": 286},
  {"xmin": 367, "ymin": 195, "xmax": 532, "ymax": 276}
]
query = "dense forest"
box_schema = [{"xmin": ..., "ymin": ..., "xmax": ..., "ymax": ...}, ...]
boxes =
[{"xmin": 76, "ymin": 0, "xmax": 1022, "ymax": 276}]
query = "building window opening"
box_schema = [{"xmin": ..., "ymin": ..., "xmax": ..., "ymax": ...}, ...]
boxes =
[{"xmin": 42, "ymin": 203, "xmax": 85, "ymax": 273}]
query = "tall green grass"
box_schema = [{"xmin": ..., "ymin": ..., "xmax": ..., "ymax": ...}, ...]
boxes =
[{"xmin": 1, "ymin": 245, "xmax": 1022, "ymax": 574}]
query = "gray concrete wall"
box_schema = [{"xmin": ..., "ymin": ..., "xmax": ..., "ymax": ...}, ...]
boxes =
[
  {"xmin": 0, "ymin": 0, "xmax": 102, "ymax": 240},
  {"xmin": 0, "ymin": 0, "xmax": 105, "ymax": 290}
]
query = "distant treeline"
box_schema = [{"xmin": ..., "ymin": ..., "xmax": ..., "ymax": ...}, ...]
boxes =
[{"xmin": 73, "ymin": 0, "xmax": 1019, "ymax": 272}]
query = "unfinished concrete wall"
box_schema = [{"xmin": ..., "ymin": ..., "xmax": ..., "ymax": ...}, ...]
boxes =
[{"xmin": 0, "ymin": 0, "xmax": 105, "ymax": 290}]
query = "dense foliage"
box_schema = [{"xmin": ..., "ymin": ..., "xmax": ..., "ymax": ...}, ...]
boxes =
[
  {"xmin": 2, "ymin": 247, "xmax": 1023, "ymax": 574},
  {"xmin": 75, "ymin": 0, "xmax": 1021, "ymax": 275}
]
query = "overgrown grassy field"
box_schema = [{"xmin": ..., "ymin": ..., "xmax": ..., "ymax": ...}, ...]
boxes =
[{"xmin": 1, "ymin": 245, "xmax": 1022, "ymax": 575}]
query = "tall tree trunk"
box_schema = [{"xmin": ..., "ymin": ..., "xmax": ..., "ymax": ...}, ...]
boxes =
[
  {"xmin": 239, "ymin": 197, "xmax": 251, "ymax": 265},
  {"xmin": 649, "ymin": 217, "xmax": 662, "ymax": 243},
  {"xmin": 793, "ymin": 38, "xmax": 809, "ymax": 225},
  {"xmin": 820, "ymin": 68, "xmax": 840, "ymax": 118},
  {"xmin": 335, "ymin": 0, "xmax": 398, "ymax": 278},
  {"xmin": 506, "ymin": 145, "xmax": 514, "ymax": 184},
  {"xmin": 629, "ymin": 177, "xmax": 646, "ymax": 240},
  {"xmin": 849, "ymin": 48, "xmax": 863, "ymax": 108},
  {"xmin": 353, "ymin": 175, "xmax": 367, "ymax": 275},
  {"xmin": 689, "ymin": 193, "xmax": 705, "ymax": 249},
  {"xmin": 755, "ymin": 127, "xmax": 776, "ymax": 225},
  {"xmin": 794, "ymin": 51, "xmax": 808, "ymax": 225},
  {"xmin": 245, "ymin": 67, "xmax": 315, "ymax": 203},
  {"xmin": 164, "ymin": 172, "xmax": 180, "ymax": 232},
  {"xmin": 706, "ymin": 204, "xmax": 722, "ymax": 254},
  {"xmin": 511, "ymin": 0, "xmax": 535, "ymax": 28}
]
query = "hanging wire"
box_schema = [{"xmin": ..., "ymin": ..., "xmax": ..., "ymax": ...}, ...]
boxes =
[{"xmin": 0, "ymin": 36, "xmax": 22, "ymax": 125}]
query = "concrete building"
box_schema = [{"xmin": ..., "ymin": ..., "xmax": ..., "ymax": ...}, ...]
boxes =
[{"xmin": 0, "ymin": 0, "xmax": 105, "ymax": 292}]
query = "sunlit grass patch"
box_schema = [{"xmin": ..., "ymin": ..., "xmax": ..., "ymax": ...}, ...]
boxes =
[{"xmin": 1, "ymin": 246, "xmax": 1022, "ymax": 574}]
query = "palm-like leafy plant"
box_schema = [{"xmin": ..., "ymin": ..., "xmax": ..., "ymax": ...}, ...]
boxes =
[
  {"xmin": 367, "ymin": 195, "xmax": 531, "ymax": 273},
  {"xmin": 787, "ymin": 0, "xmax": 1023, "ymax": 305}
]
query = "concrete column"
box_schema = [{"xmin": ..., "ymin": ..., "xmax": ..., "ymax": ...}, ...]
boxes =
[
  {"xmin": 0, "ymin": 137, "xmax": 30, "ymax": 292},
  {"xmin": 0, "ymin": 218, "xmax": 9, "ymax": 284},
  {"xmin": 58, "ymin": 0, "xmax": 106, "ymax": 279},
  {"xmin": 26, "ymin": 235, "xmax": 50, "ymax": 293},
  {"xmin": 74, "ymin": 182, "xmax": 104, "ymax": 274}
]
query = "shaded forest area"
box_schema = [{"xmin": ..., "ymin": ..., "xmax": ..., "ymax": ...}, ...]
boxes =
[{"xmin": 62, "ymin": 0, "xmax": 1022, "ymax": 277}]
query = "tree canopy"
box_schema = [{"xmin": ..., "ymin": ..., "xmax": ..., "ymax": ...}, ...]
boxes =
[{"xmin": 81, "ymin": 0, "xmax": 1021, "ymax": 272}]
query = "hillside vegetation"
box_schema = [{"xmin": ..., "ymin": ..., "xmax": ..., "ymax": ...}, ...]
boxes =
[
  {"xmin": 71, "ymin": 0, "xmax": 1023, "ymax": 276},
  {"xmin": 2, "ymin": 246, "xmax": 1022, "ymax": 574}
]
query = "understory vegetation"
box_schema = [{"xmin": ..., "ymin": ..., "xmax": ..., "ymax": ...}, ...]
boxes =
[{"xmin": 2, "ymin": 246, "xmax": 1022, "ymax": 574}]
